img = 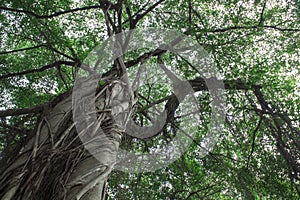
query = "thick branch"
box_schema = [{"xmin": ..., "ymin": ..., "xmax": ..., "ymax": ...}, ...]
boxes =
[{"xmin": 0, "ymin": 105, "xmax": 44, "ymax": 117}]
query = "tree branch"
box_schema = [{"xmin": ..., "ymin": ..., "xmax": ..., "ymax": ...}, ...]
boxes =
[
  {"xmin": 0, "ymin": 3, "xmax": 119, "ymax": 19},
  {"xmin": 190, "ymin": 77, "xmax": 257, "ymax": 91},
  {"xmin": 200, "ymin": 25, "xmax": 300, "ymax": 33},
  {"xmin": 131, "ymin": 0, "xmax": 165, "ymax": 27},
  {"xmin": 0, "ymin": 45, "xmax": 44, "ymax": 55},
  {"xmin": 0, "ymin": 5, "xmax": 102, "ymax": 18},
  {"xmin": 0, "ymin": 60, "xmax": 76, "ymax": 79},
  {"xmin": 0, "ymin": 105, "xmax": 44, "ymax": 118},
  {"xmin": 246, "ymin": 116, "xmax": 263, "ymax": 168},
  {"xmin": 258, "ymin": 0, "xmax": 267, "ymax": 26}
]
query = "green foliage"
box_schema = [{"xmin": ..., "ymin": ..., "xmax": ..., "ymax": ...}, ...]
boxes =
[{"xmin": 0, "ymin": 0, "xmax": 299, "ymax": 199}]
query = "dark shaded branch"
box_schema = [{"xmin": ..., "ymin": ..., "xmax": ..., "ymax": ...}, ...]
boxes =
[
  {"xmin": 131, "ymin": 0, "xmax": 165, "ymax": 27},
  {"xmin": 0, "ymin": 88, "xmax": 72, "ymax": 117},
  {"xmin": 186, "ymin": 184, "xmax": 216, "ymax": 199},
  {"xmin": 190, "ymin": 77, "xmax": 257, "ymax": 91},
  {"xmin": 137, "ymin": 96, "xmax": 169, "ymax": 113},
  {"xmin": 102, "ymin": 5, "xmax": 117, "ymax": 36},
  {"xmin": 47, "ymin": 46, "xmax": 77, "ymax": 61},
  {"xmin": 200, "ymin": 25, "xmax": 300, "ymax": 33},
  {"xmin": 0, "ymin": 105, "xmax": 44, "ymax": 117},
  {"xmin": 190, "ymin": 8, "xmax": 299, "ymax": 33},
  {"xmin": 57, "ymin": 66, "xmax": 69, "ymax": 89},
  {"xmin": 253, "ymin": 86, "xmax": 272, "ymax": 112},
  {"xmin": 263, "ymin": 25, "xmax": 300, "ymax": 32},
  {"xmin": 0, "ymin": 60, "xmax": 76, "ymax": 79},
  {"xmin": 0, "ymin": 122, "xmax": 29, "ymax": 134},
  {"xmin": 188, "ymin": 0, "xmax": 192, "ymax": 24},
  {"xmin": 117, "ymin": 0, "xmax": 124, "ymax": 33},
  {"xmin": 269, "ymin": 121, "xmax": 300, "ymax": 181},
  {"xmin": 123, "ymin": 0, "xmax": 150, "ymax": 25},
  {"xmin": 125, "ymin": 48, "xmax": 166, "ymax": 67},
  {"xmin": 0, "ymin": 45, "xmax": 44, "ymax": 55},
  {"xmin": 137, "ymin": 78, "xmax": 256, "ymax": 115},
  {"xmin": 191, "ymin": 6, "xmax": 209, "ymax": 37},
  {"xmin": 258, "ymin": 0, "xmax": 267, "ymax": 26},
  {"xmin": 125, "ymin": 1, "xmax": 134, "ymax": 28},
  {"xmin": 0, "ymin": 44, "xmax": 76, "ymax": 62},
  {"xmin": 247, "ymin": 116, "xmax": 263, "ymax": 168},
  {"xmin": 253, "ymin": 87, "xmax": 300, "ymax": 181},
  {"xmin": 0, "ymin": 3, "xmax": 119, "ymax": 19}
]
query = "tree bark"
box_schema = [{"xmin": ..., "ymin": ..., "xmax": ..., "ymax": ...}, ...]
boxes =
[{"xmin": 0, "ymin": 76, "xmax": 128, "ymax": 200}]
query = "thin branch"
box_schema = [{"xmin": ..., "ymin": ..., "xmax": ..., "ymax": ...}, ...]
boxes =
[
  {"xmin": 132, "ymin": 0, "xmax": 166, "ymax": 27},
  {"xmin": 186, "ymin": 184, "xmax": 216, "ymax": 199},
  {"xmin": 200, "ymin": 25, "xmax": 300, "ymax": 33},
  {"xmin": 57, "ymin": 66, "xmax": 69, "ymax": 89},
  {"xmin": 125, "ymin": 1, "xmax": 134, "ymax": 28},
  {"xmin": 0, "ymin": 123, "xmax": 28, "ymax": 134},
  {"xmin": 0, "ymin": 44, "xmax": 77, "ymax": 62},
  {"xmin": 246, "ymin": 116, "xmax": 263, "ymax": 168},
  {"xmin": 102, "ymin": 6, "xmax": 116, "ymax": 36},
  {"xmin": 0, "ymin": 4, "xmax": 110, "ymax": 19},
  {"xmin": 258, "ymin": 0, "xmax": 267, "ymax": 26},
  {"xmin": 253, "ymin": 87, "xmax": 300, "ymax": 180},
  {"xmin": 0, "ymin": 60, "xmax": 76, "ymax": 79},
  {"xmin": 191, "ymin": 7, "xmax": 208, "ymax": 36},
  {"xmin": 122, "ymin": 0, "xmax": 150, "ymax": 25},
  {"xmin": 263, "ymin": 25, "xmax": 300, "ymax": 32},
  {"xmin": 0, "ymin": 45, "xmax": 44, "ymax": 55},
  {"xmin": 117, "ymin": 0, "xmax": 124, "ymax": 33},
  {"xmin": 188, "ymin": 0, "xmax": 192, "ymax": 24}
]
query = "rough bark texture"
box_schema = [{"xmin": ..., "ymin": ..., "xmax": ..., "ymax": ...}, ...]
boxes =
[{"xmin": 0, "ymin": 77, "xmax": 130, "ymax": 200}]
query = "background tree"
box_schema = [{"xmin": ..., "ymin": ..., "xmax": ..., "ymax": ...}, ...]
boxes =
[{"xmin": 0, "ymin": 0, "xmax": 299, "ymax": 199}]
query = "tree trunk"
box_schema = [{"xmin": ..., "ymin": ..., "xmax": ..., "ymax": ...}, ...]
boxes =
[{"xmin": 0, "ymin": 76, "xmax": 129, "ymax": 200}]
